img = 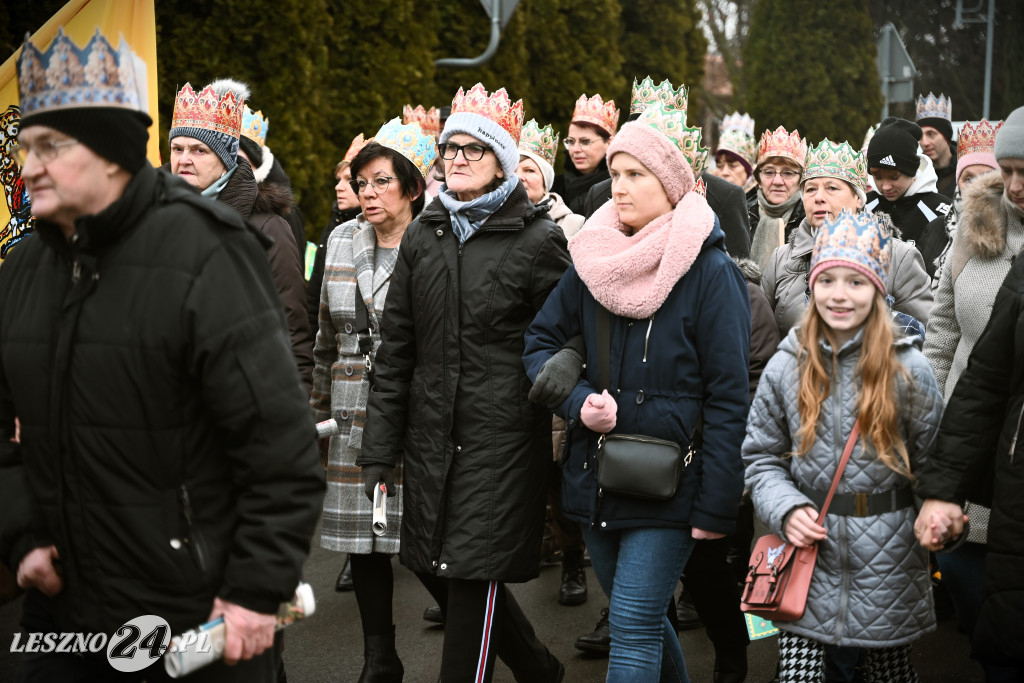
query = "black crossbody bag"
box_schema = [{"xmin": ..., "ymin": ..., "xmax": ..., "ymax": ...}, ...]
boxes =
[{"xmin": 594, "ymin": 306, "xmax": 702, "ymax": 501}]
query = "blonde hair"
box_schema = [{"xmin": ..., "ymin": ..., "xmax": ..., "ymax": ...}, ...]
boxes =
[{"xmin": 794, "ymin": 289, "xmax": 913, "ymax": 479}]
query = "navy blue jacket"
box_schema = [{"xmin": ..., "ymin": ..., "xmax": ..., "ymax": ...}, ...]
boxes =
[{"xmin": 524, "ymin": 223, "xmax": 751, "ymax": 533}]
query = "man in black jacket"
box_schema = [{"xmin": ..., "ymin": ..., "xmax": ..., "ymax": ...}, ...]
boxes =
[{"xmin": 1, "ymin": 30, "xmax": 323, "ymax": 681}]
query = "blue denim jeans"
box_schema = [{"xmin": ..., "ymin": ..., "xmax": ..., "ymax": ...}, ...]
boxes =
[{"xmin": 583, "ymin": 525, "xmax": 696, "ymax": 683}]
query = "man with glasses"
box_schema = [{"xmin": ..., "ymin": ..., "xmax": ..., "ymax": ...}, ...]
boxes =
[{"xmin": 1, "ymin": 29, "xmax": 323, "ymax": 681}]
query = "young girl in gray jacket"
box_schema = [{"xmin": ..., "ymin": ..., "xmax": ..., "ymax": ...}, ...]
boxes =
[{"xmin": 743, "ymin": 210, "xmax": 944, "ymax": 681}]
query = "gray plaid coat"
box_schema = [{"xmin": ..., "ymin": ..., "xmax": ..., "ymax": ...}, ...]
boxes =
[{"xmin": 311, "ymin": 216, "xmax": 402, "ymax": 554}]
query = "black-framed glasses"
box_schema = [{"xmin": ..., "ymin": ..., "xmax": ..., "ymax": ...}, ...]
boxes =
[
  {"xmin": 439, "ymin": 142, "xmax": 488, "ymax": 161},
  {"xmin": 8, "ymin": 138, "xmax": 80, "ymax": 169},
  {"xmin": 350, "ymin": 176, "xmax": 395, "ymax": 195}
]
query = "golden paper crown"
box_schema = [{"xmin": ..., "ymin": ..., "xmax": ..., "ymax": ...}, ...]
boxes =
[
  {"xmin": 803, "ymin": 139, "xmax": 868, "ymax": 192},
  {"xmin": 722, "ymin": 112, "xmax": 755, "ymax": 138},
  {"xmin": 374, "ymin": 117, "xmax": 438, "ymax": 179},
  {"xmin": 342, "ymin": 133, "xmax": 370, "ymax": 164},
  {"xmin": 629, "ymin": 76, "xmax": 688, "ymax": 115},
  {"xmin": 757, "ymin": 126, "xmax": 808, "ymax": 168},
  {"xmin": 636, "ymin": 103, "xmax": 709, "ymax": 176},
  {"xmin": 241, "ymin": 106, "xmax": 268, "ymax": 147},
  {"xmin": 403, "ymin": 104, "xmax": 440, "ymax": 139},
  {"xmin": 450, "ymin": 83, "xmax": 524, "ymax": 143},
  {"xmin": 518, "ymin": 119, "xmax": 559, "ymax": 166},
  {"xmin": 916, "ymin": 92, "xmax": 952, "ymax": 122},
  {"xmin": 572, "ymin": 93, "xmax": 620, "ymax": 136},
  {"xmin": 171, "ymin": 83, "xmax": 244, "ymax": 137},
  {"xmin": 957, "ymin": 119, "xmax": 1002, "ymax": 161}
]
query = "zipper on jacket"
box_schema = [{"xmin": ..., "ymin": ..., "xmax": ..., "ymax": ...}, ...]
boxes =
[
  {"xmin": 179, "ymin": 484, "xmax": 209, "ymax": 575},
  {"xmin": 642, "ymin": 316, "xmax": 654, "ymax": 362},
  {"xmin": 1008, "ymin": 399, "xmax": 1024, "ymax": 464}
]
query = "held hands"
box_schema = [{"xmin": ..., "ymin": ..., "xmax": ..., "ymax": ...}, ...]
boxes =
[
  {"xmin": 361, "ymin": 463, "xmax": 396, "ymax": 501},
  {"xmin": 529, "ymin": 347, "xmax": 584, "ymax": 409},
  {"xmin": 692, "ymin": 528, "xmax": 726, "ymax": 540},
  {"xmin": 16, "ymin": 545, "xmax": 62, "ymax": 597},
  {"xmin": 784, "ymin": 506, "xmax": 827, "ymax": 548},
  {"xmin": 914, "ymin": 499, "xmax": 968, "ymax": 551},
  {"xmin": 580, "ymin": 390, "xmax": 618, "ymax": 433},
  {"xmin": 207, "ymin": 597, "xmax": 276, "ymax": 666}
]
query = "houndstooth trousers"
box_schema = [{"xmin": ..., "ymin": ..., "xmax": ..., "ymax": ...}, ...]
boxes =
[{"xmin": 778, "ymin": 631, "xmax": 919, "ymax": 682}]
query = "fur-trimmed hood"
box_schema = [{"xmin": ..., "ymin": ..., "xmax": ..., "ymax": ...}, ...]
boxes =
[
  {"xmin": 958, "ymin": 169, "xmax": 1011, "ymax": 260},
  {"xmin": 733, "ymin": 257, "xmax": 763, "ymax": 285},
  {"xmin": 253, "ymin": 181, "xmax": 293, "ymax": 219}
]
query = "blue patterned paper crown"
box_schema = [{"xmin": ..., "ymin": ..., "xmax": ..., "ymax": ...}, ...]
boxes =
[
  {"xmin": 810, "ymin": 210, "xmax": 891, "ymax": 293},
  {"xmin": 373, "ymin": 117, "xmax": 438, "ymax": 179},
  {"xmin": 17, "ymin": 28, "xmax": 148, "ymax": 117},
  {"xmin": 636, "ymin": 103, "xmax": 709, "ymax": 176},
  {"xmin": 241, "ymin": 106, "xmax": 268, "ymax": 147},
  {"xmin": 915, "ymin": 92, "xmax": 951, "ymax": 122}
]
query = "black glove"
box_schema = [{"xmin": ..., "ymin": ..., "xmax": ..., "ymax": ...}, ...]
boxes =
[
  {"xmin": 529, "ymin": 335, "xmax": 586, "ymax": 409},
  {"xmin": 362, "ymin": 463, "xmax": 397, "ymax": 501}
]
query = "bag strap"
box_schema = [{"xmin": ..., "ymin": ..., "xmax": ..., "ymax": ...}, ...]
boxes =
[
  {"xmin": 814, "ymin": 420, "xmax": 861, "ymax": 525},
  {"xmin": 354, "ymin": 285, "xmax": 372, "ymax": 356}
]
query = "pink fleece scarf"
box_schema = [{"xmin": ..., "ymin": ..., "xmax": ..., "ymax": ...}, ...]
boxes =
[{"xmin": 569, "ymin": 191, "xmax": 715, "ymax": 318}]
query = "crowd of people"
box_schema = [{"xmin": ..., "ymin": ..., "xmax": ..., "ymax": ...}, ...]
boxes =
[{"xmin": 2, "ymin": 24, "xmax": 1024, "ymax": 683}]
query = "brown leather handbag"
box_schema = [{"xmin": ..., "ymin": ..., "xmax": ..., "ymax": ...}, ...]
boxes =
[{"xmin": 740, "ymin": 421, "xmax": 861, "ymax": 622}]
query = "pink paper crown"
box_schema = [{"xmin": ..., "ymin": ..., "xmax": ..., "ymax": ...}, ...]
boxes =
[
  {"xmin": 403, "ymin": 104, "xmax": 440, "ymax": 140},
  {"xmin": 342, "ymin": 133, "xmax": 370, "ymax": 164},
  {"xmin": 171, "ymin": 83, "xmax": 244, "ymax": 137},
  {"xmin": 957, "ymin": 119, "xmax": 1002, "ymax": 161},
  {"xmin": 450, "ymin": 83, "xmax": 524, "ymax": 144},
  {"xmin": 572, "ymin": 93, "xmax": 620, "ymax": 136},
  {"xmin": 757, "ymin": 126, "xmax": 808, "ymax": 168}
]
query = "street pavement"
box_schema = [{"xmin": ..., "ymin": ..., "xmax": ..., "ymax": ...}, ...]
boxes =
[{"xmin": 0, "ymin": 518, "xmax": 986, "ymax": 682}]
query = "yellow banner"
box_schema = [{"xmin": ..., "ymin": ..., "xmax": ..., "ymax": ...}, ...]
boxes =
[{"xmin": 0, "ymin": 0, "xmax": 158, "ymax": 259}]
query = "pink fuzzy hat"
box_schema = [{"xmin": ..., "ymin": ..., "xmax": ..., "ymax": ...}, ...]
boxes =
[{"xmin": 606, "ymin": 119, "xmax": 694, "ymax": 205}]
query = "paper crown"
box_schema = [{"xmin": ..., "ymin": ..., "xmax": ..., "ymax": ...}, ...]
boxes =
[
  {"xmin": 957, "ymin": 119, "xmax": 1002, "ymax": 161},
  {"xmin": 518, "ymin": 119, "xmax": 559, "ymax": 166},
  {"xmin": 916, "ymin": 92, "xmax": 952, "ymax": 122},
  {"xmin": 17, "ymin": 28, "xmax": 148, "ymax": 117},
  {"xmin": 342, "ymin": 133, "xmax": 370, "ymax": 164},
  {"xmin": 716, "ymin": 129, "xmax": 757, "ymax": 167},
  {"xmin": 629, "ymin": 76, "xmax": 688, "ymax": 115},
  {"xmin": 693, "ymin": 176, "xmax": 707, "ymax": 198},
  {"xmin": 171, "ymin": 82, "xmax": 244, "ymax": 138},
  {"xmin": 722, "ymin": 112, "xmax": 755, "ymax": 138},
  {"xmin": 810, "ymin": 210, "xmax": 891, "ymax": 293},
  {"xmin": 803, "ymin": 139, "xmax": 868, "ymax": 192},
  {"xmin": 403, "ymin": 104, "xmax": 440, "ymax": 139},
  {"xmin": 450, "ymin": 83, "xmax": 524, "ymax": 143},
  {"xmin": 636, "ymin": 103, "xmax": 709, "ymax": 176},
  {"xmin": 572, "ymin": 93, "xmax": 620, "ymax": 136},
  {"xmin": 757, "ymin": 126, "xmax": 808, "ymax": 169},
  {"xmin": 241, "ymin": 105, "xmax": 268, "ymax": 147},
  {"xmin": 373, "ymin": 117, "xmax": 437, "ymax": 179},
  {"xmin": 861, "ymin": 124, "xmax": 878, "ymax": 154}
]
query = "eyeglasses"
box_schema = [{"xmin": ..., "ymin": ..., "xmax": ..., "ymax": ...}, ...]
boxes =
[
  {"xmin": 563, "ymin": 138, "xmax": 598, "ymax": 150},
  {"xmin": 439, "ymin": 142, "xmax": 488, "ymax": 161},
  {"xmin": 8, "ymin": 138, "xmax": 80, "ymax": 168},
  {"xmin": 350, "ymin": 176, "xmax": 395, "ymax": 195},
  {"xmin": 760, "ymin": 168, "xmax": 801, "ymax": 182}
]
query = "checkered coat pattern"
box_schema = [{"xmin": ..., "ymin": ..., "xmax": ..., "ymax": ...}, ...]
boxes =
[{"xmin": 312, "ymin": 217, "xmax": 402, "ymax": 554}]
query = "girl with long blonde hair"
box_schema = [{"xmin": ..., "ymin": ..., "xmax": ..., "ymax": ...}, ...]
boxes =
[{"xmin": 743, "ymin": 210, "xmax": 944, "ymax": 682}]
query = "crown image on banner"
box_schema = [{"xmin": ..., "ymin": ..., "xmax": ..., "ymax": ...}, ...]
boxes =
[
  {"xmin": 916, "ymin": 92, "xmax": 952, "ymax": 122},
  {"xmin": 812, "ymin": 210, "xmax": 892, "ymax": 289},
  {"xmin": 803, "ymin": 139, "xmax": 868, "ymax": 192},
  {"xmin": 171, "ymin": 83, "xmax": 244, "ymax": 138},
  {"xmin": 636, "ymin": 103, "xmax": 709, "ymax": 176},
  {"xmin": 722, "ymin": 112, "xmax": 755, "ymax": 138},
  {"xmin": 757, "ymin": 126, "xmax": 808, "ymax": 168},
  {"xmin": 717, "ymin": 129, "xmax": 757, "ymax": 167},
  {"xmin": 241, "ymin": 106, "xmax": 268, "ymax": 147},
  {"xmin": 374, "ymin": 118, "xmax": 437, "ymax": 180},
  {"xmin": 518, "ymin": 119, "xmax": 559, "ymax": 166},
  {"xmin": 343, "ymin": 133, "xmax": 371, "ymax": 164},
  {"xmin": 17, "ymin": 28, "xmax": 148, "ymax": 117},
  {"xmin": 573, "ymin": 93, "xmax": 620, "ymax": 136},
  {"xmin": 403, "ymin": 104, "xmax": 440, "ymax": 139},
  {"xmin": 629, "ymin": 76, "xmax": 688, "ymax": 115},
  {"xmin": 957, "ymin": 119, "xmax": 1003, "ymax": 160},
  {"xmin": 451, "ymin": 83, "xmax": 524, "ymax": 144}
]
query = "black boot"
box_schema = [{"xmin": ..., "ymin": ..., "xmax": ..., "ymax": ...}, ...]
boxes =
[
  {"xmin": 675, "ymin": 585, "xmax": 702, "ymax": 630},
  {"xmin": 574, "ymin": 607, "xmax": 610, "ymax": 654},
  {"xmin": 712, "ymin": 647, "xmax": 748, "ymax": 683},
  {"xmin": 358, "ymin": 626, "xmax": 403, "ymax": 683},
  {"xmin": 558, "ymin": 550, "xmax": 588, "ymax": 606},
  {"xmin": 336, "ymin": 556, "xmax": 354, "ymax": 592}
]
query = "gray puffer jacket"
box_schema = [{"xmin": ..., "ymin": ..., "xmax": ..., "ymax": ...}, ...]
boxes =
[{"xmin": 743, "ymin": 328, "xmax": 943, "ymax": 647}]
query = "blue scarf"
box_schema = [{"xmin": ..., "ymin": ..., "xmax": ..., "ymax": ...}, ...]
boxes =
[
  {"xmin": 201, "ymin": 166, "xmax": 236, "ymax": 199},
  {"xmin": 438, "ymin": 176, "xmax": 519, "ymax": 245}
]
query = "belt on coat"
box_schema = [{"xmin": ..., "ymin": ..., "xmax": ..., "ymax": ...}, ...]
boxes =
[{"xmin": 797, "ymin": 483, "xmax": 915, "ymax": 517}]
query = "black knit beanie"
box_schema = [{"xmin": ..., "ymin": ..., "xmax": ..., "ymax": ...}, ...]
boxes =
[
  {"xmin": 867, "ymin": 117, "xmax": 921, "ymax": 177},
  {"xmin": 917, "ymin": 116, "xmax": 953, "ymax": 145},
  {"xmin": 21, "ymin": 107, "xmax": 152, "ymax": 174},
  {"xmin": 238, "ymin": 135, "xmax": 264, "ymax": 169}
]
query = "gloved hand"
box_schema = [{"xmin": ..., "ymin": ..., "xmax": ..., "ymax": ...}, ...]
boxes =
[
  {"xmin": 529, "ymin": 344, "xmax": 585, "ymax": 409},
  {"xmin": 580, "ymin": 390, "xmax": 617, "ymax": 433},
  {"xmin": 361, "ymin": 463, "xmax": 397, "ymax": 501}
]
